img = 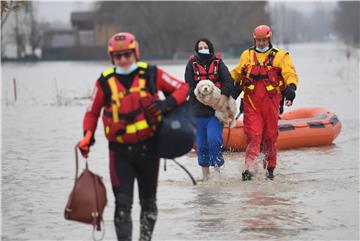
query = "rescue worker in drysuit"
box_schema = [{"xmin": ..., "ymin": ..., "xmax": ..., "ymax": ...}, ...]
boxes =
[
  {"xmin": 231, "ymin": 25, "xmax": 299, "ymax": 180},
  {"xmin": 185, "ymin": 38, "xmax": 234, "ymax": 181},
  {"xmin": 77, "ymin": 32, "xmax": 189, "ymax": 241}
]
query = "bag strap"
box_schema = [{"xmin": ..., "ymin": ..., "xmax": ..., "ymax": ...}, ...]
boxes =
[
  {"xmin": 66, "ymin": 146, "xmax": 88, "ymax": 214},
  {"xmin": 92, "ymin": 174, "xmax": 101, "ymax": 230},
  {"xmin": 91, "ymin": 165, "xmax": 105, "ymax": 241},
  {"xmin": 92, "ymin": 220, "xmax": 105, "ymax": 241},
  {"xmin": 74, "ymin": 145, "xmax": 88, "ymax": 179},
  {"xmin": 166, "ymin": 159, "xmax": 197, "ymax": 186},
  {"xmin": 75, "ymin": 146, "xmax": 79, "ymax": 179}
]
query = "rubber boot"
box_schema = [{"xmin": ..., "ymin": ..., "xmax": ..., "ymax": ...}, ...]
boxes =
[
  {"xmin": 266, "ymin": 168, "xmax": 274, "ymax": 180},
  {"xmin": 242, "ymin": 170, "xmax": 253, "ymax": 181},
  {"xmin": 202, "ymin": 167, "xmax": 210, "ymax": 182},
  {"xmin": 139, "ymin": 197, "xmax": 158, "ymax": 241},
  {"xmin": 114, "ymin": 193, "xmax": 133, "ymax": 241}
]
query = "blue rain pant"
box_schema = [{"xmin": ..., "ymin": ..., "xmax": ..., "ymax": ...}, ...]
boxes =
[{"xmin": 196, "ymin": 116, "xmax": 224, "ymax": 167}]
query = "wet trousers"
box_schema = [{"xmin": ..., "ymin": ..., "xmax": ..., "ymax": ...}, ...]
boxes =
[
  {"xmin": 109, "ymin": 137, "xmax": 159, "ymax": 241},
  {"xmin": 243, "ymin": 93, "xmax": 281, "ymax": 170},
  {"xmin": 196, "ymin": 116, "xmax": 224, "ymax": 167}
]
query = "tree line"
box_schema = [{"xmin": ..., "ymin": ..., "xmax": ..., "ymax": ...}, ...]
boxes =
[
  {"xmin": 94, "ymin": 1, "xmax": 270, "ymax": 58},
  {"xmin": 334, "ymin": 1, "xmax": 359, "ymax": 44},
  {"xmin": 1, "ymin": 1, "xmax": 358, "ymax": 60}
]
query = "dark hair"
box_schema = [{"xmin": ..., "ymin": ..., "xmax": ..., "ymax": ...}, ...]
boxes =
[{"xmin": 194, "ymin": 38, "xmax": 214, "ymax": 55}]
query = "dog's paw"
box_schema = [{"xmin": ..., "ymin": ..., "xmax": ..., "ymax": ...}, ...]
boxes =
[
  {"xmin": 229, "ymin": 119, "xmax": 237, "ymax": 128},
  {"xmin": 215, "ymin": 111, "xmax": 226, "ymax": 124}
]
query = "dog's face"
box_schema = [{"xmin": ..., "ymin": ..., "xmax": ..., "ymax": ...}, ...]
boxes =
[{"xmin": 197, "ymin": 80, "xmax": 215, "ymax": 96}]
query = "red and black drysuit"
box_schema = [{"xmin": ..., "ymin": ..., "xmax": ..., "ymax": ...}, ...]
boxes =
[{"xmin": 82, "ymin": 63, "xmax": 188, "ymax": 241}]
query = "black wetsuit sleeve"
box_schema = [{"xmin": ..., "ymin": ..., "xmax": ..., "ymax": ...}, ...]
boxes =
[
  {"xmin": 185, "ymin": 61, "xmax": 196, "ymax": 99},
  {"xmin": 218, "ymin": 59, "xmax": 234, "ymax": 97}
]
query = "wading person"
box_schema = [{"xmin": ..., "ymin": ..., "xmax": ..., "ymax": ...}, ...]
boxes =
[
  {"xmin": 185, "ymin": 38, "xmax": 234, "ymax": 181},
  {"xmin": 78, "ymin": 32, "xmax": 189, "ymax": 241},
  {"xmin": 231, "ymin": 25, "xmax": 298, "ymax": 181}
]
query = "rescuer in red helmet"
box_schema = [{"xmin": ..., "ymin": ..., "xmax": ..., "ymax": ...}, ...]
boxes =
[
  {"xmin": 231, "ymin": 25, "xmax": 299, "ymax": 181},
  {"xmin": 78, "ymin": 32, "xmax": 189, "ymax": 241}
]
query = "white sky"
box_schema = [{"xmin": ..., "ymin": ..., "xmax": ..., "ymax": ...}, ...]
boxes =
[
  {"xmin": 279, "ymin": 1, "xmax": 337, "ymax": 14},
  {"xmin": 36, "ymin": 1, "xmax": 95, "ymax": 25}
]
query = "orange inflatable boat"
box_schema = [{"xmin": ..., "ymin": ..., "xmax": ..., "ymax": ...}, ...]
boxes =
[{"xmin": 222, "ymin": 108, "xmax": 342, "ymax": 151}]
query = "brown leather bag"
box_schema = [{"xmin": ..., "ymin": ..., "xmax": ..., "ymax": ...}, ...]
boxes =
[{"xmin": 64, "ymin": 146, "xmax": 107, "ymax": 232}]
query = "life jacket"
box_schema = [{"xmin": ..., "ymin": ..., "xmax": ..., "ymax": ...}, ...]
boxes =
[
  {"xmin": 190, "ymin": 53, "xmax": 222, "ymax": 89},
  {"xmin": 99, "ymin": 62, "xmax": 162, "ymax": 144},
  {"xmin": 241, "ymin": 48, "xmax": 286, "ymax": 96}
]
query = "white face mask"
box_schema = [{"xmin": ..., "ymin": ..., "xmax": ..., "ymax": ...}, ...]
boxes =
[
  {"xmin": 198, "ymin": 48, "xmax": 210, "ymax": 54},
  {"xmin": 256, "ymin": 46, "xmax": 270, "ymax": 53},
  {"xmin": 115, "ymin": 62, "xmax": 138, "ymax": 75}
]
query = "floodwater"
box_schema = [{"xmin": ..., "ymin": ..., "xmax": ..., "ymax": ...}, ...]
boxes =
[{"xmin": 1, "ymin": 43, "xmax": 359, "ymax": 240}]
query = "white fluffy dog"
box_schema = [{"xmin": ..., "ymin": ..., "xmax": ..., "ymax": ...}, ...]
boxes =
[{"xmin": 194, "ymin": 80, "xmax": 237, "ymax": 127}]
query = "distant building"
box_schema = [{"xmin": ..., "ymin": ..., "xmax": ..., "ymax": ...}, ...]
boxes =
[
  {"xmin": 42, "ymin": 29, "xmax": 75, "ymax": 48},
  {"xmin": 71, "ymin": 11, "xmax": 95, "ymax": 46},
  {"xmin": 41, "ymin": 11, "xmax": 117, "ymax": 60}
]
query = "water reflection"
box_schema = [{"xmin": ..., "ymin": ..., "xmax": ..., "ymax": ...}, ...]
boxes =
[
  {"xmin": 190, "ymin": 185, "xmax": 228, "ymax": 234},
  {"xmin": 240, "ymin": 190, "xmax": 310, "ymax": 239}
]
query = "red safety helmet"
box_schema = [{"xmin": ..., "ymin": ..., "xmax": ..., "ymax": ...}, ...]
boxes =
[
  {"xmin": 253, "ymin": 25, "xmax": 272, "ymax": 42},
  {"xmin": 107, "ymin": 32, "xmax": 140, "ymax": 61}
]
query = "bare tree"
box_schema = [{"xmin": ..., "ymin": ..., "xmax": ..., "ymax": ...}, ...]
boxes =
[
  {"xmin": 270, "ymin": 2, "xmax": 337, "ymax": 44},
  {"xmin": 27, "ymin": 2, "xmax": 47, "ymax": 57},
  {"xmin": 2, "ymin": 1, "xmax": 48, "ymax": 59},
  {"xmin": 94, "ymin": 1, "xmax": 270, "ymax": 58},
  {"xmin": 334, "ymin": 1, "xmax": 360, "ymax": 44},
  {"xmin": 14, "ymin": 10, "xmax": 26, "ymax": 58},
  {"xmin": 1, "ymin": 0, "xmax": 26, "ymax": 58},
  {"xmin": 1, "ymin": 0, "xmax": 25, "ymax": 28}
]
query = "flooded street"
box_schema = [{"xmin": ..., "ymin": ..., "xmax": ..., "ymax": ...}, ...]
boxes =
[{"xmin": 1, "ymin": 43, "xmax": 359, "ymax": 240}]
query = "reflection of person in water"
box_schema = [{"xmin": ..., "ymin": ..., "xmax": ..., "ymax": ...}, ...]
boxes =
[
  {"xmin": 192, "ymin": 186, "xmax": 228, "ymax": 233},
  {"xmin": 241, "ymin": 191, "xmax": 304, "ymax": 238}
]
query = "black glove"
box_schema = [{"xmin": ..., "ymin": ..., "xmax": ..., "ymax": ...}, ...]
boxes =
[
  {"xmin": 279, "ymin": 96, "xmax": 285, "ymax": 114},
  {"xmin": 231, "ymin": 82, "xmax": 242, "ymax": 100},
  {"xmin": 240, "ymin": 98, "xmax": 244, "ymax": 114},
  {"xmin": 235, "ymin": 98, "xmax": 244, "ymax": 120},
  {"xmin": 146, "ymin": 100, "xmax": 168, "ymax": 116},
  {"xmin": 142, "ymin": 96, "xmax": 176, "ymax": 117},
  {"xmin": 282, "ymin": 83, "xmax": 296, "ymax": 102}
]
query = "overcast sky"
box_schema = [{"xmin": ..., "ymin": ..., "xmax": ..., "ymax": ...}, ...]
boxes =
[
  {"xmin": 270, "ymin": 1, "xmax": 337, "ymax": 13},
  {"xmin": 36, "ymin": 1, "xmax": 95, "ymax": 25}
]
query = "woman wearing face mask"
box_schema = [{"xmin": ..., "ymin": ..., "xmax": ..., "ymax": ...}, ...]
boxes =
[
  {"xmin": 77, "ymin": 32, "xmax": 189, "ymax": 241},
  {"xmin": 185, "ymin": 38, "xmax": 234, "ymax": 181}
]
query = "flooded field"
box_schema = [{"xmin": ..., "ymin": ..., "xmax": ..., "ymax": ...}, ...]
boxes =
[{"xmin": 1, "ymin": 42, "xmax": 359, "ymax": 240}]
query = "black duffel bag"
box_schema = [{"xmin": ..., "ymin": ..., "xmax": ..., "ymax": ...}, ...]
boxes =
[{"xmin": 157, "ymin": 103, "xmax": 195, "ymax": 159}]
